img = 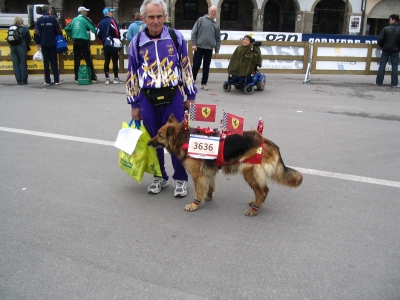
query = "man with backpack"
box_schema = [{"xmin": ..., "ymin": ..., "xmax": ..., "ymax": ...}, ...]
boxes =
[
  {"xmin": 34, "ymin": 5, "xmax": 62, "ymax": 85},
  {"xmin": 97, "ymin": 8, "xmax": 124, "ymax": 84},
  {"xmin": 7, "ymin": 16, "xmax": 31, "ymax": 85},
  {"xmin": 65, "ymin": 6, "xmax": 99, "ymax": 84},
  {"xmin": 127, "ymin": 0, "xmax": 197, "ymax": 197}
]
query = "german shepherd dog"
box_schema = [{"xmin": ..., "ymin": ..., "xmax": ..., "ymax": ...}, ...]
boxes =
[{"xmin": 148, "ymin": 114, "xmax": 303, "ymax": 216}]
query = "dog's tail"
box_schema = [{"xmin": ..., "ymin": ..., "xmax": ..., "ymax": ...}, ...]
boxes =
[{"xmin": 272, "ymin": 157, "xmax": 303, "ymax": 188}]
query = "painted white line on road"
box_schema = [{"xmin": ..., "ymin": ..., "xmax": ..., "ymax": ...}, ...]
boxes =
[
  {"xmin": 0, "ymin": 127, "xmax": 114, "ymax": 146},
  {"xmin": 1, "ymin": 126, "xmax": 400, "ymax": 189},
  {"xmin": 293, "ymin": 167, "xmax": 400, "ymax": 188}
]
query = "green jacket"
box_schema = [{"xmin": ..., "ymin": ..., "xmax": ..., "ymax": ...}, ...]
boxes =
[
  {"xmin": 65, "ymin": 15, "xmax": 96, "ymax": 40},
  {"xmin": 227, "ymin": 44, "xmax": 262, "ymax": 77}
]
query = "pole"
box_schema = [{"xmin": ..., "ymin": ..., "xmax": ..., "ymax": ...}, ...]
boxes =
[
  {"xmin": 342, "ymin": 0, "xmax": 349, "ymax": 34},
  {"xmin": 360, "ymin": 0, "xmax": 367, "ymax": 35}
]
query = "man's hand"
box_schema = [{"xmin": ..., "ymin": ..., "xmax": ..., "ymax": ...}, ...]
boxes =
[
  {"xmin": 192, "ymin": 45, "xmax": 197, "ymax": 51},
  {"xmin": 37, "ymin": 45, "xmax": 41, "ymax": 50},
  {"xmin": 215, "ymin": 53, "xmax": 220, "ymax": 59},
  {"xmin": 184, "ymin": 100, "xmax": 194, "ymax": 111},
  {"xmin": 131, "ymin": 107, "xmax": 141, "ymax": 120}
]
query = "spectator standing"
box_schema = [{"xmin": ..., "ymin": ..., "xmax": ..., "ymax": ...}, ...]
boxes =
[
  {"xmin": 127, "ymin": 0, "xmax": 197, "ymax": 197},
  {"xmin": 127, "ymin": 12, "xmax": 146, "ymax": 43},
  {"xmin": 65, "ymin": 6, "xmax": 99, "ymax": 84},
  {"xmin": 97, "ymin": 8, "xmax": 124, "ymax": 84},
  {"xmin": 9, "ymin": 17, "xmax": 31, "ymax": 85},
  {"xmin": 34, "ymin": 5, "xmax": 62, "ymax": 85},
  {"xmin": 191, "ymin": 6, "xmax": 220, "ymax": 90},
  {"xmin": 376, "ymin": 14, "xmax": 400, "ymax": 87}
]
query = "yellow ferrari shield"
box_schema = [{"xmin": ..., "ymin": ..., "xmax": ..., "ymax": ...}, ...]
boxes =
[
  {"xmin": 232, "ymin": 118, "xmax": 240, "ymax": 129},
  {"xmin": 202, "ymin": 107, "xmax": 211, "ymax": 118}
]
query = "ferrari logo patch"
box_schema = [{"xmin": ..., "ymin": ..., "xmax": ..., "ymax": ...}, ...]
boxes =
[
  {"xmin": 202, "ymin": 107, "xmax": 211, "ymax": 118},
  {"xmin": 232, "ymin": 117, "xmax": 240, "ymax": 129}
]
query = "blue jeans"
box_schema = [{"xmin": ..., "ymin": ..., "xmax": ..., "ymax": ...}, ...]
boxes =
[
  {"xmin": 192, "ymin": 47, "xmax": 213, "ymax": 85},
  {"xmin": 41, "ymin": 46, "xmax": 60, "ymax": 84},
  {"xmin": 10, "ymin": 44, "xmax": 28, "ymax": 83},
  {"xmin": 376, "ymin": 50, "xmax": 399, "ymax": 86}
]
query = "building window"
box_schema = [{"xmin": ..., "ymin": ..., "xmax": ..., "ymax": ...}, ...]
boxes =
[
  {"xmin": 222, "ymin": 2, "xmax": 237, "ymax": 20},
  {"xmin": 184, "ymin": 2, "xmax": 197, "ymax": 20}
]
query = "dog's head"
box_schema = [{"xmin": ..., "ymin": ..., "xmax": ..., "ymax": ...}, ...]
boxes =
[{"xmin": 147, "ymin": 114, "xmax": 187, "ymax": 156}]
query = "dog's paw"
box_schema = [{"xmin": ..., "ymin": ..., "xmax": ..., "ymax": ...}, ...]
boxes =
[
  {"xmin": 248, "ymin": 201, "xmax": 256, "ymax": 206},
  {"xmin": 205, "ymin": 194, "xmax": 213, "ymax": 201},
  {"xmin": 245, "ymin": 209, "xmax": 258, "ymax": 216},
  {"xmin": 185, "ymin": 203, "xmax": 199, "ymax": 211}
]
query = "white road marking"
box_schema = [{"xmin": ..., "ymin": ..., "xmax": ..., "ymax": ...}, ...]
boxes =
[{"xmin": 1, "ymin": 126, "xmax": 399, "ymax": 188}]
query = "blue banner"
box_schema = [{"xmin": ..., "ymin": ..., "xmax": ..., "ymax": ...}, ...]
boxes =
[{"xmin": 302, "ymin": 33, "xmax": 377, "ymax": 44}]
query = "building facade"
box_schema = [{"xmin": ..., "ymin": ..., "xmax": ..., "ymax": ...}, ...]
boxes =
[{"xmin": 0, "ymin": 0, "xmax": 398, "ymax": 35}]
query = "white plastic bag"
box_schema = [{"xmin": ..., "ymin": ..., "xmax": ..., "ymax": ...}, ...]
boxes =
[{"xmin": 33, "ymin": 50, "xmax": 43, "ymax": 61}]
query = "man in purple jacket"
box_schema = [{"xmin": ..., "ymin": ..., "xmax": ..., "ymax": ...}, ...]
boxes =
[{"xmin": 126, "ymin": 0, "xmax": 197, "ymax": 197}]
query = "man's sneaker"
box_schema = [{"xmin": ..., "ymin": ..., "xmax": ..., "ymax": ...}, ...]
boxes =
[
  {"xmin": 105, "ymin": 78, "xmax": 110, "ymax": 85},
  {"xmin": 201, "ymin": 84, "xmax": 209, "ymax": 90},
  {"xmin": 92, "ymin": 79, "xmax": 100, "ymax": 83},
  {"xmin": 173, "ymin": 180, "xmax": 187, "ymax": 197},
  {"xmin": 44, "ymin": 82, "xmax": 50, "ymax": 86},
  {"xmin": 374, "ymin": 83, "xmax": 381, "ymax": 86},
  {"xmin": 55, "ymin": 82, "xmax": 62, "ymax": 85},
  {"xmin": 113, "ymin": 78, "xmax": 124, "ymax": 84},
  {"xmin": 391, "ymin": 84, "xmax": 400, "ymax": 88},
  {"xmin": 148, "ymin": 177, "xmax": 169, "ymax": 194}
]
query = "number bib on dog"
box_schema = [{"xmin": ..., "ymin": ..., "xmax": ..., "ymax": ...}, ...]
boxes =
[{"xmin": 188, "ymin": 134, "xmax": 220, "ymax": 159}]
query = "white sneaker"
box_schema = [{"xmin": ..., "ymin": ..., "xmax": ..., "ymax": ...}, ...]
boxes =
[
  {"xmin": 55, "ymin": 82, "xmax": 62, "ymax": 85},
  {"xmin": 113, "ymin": 78, "xmax": 124, "ymax": 84},
  {"xmin": 201, "ymin": 84, "xmax": 209, "ymax": 90},
  {"xmin": 173, "ymin": 180, "xmax": 187, "ymax": 197},
  {"xmin": 148, "ymin": 177, "xmax": 169, "ymax": 194},
  {"xmin": 105, "ymin": 78, "xmax": 110, "ymax": 85},
  {"xmin": 44, "ymin": 82, "xmax": 50, "ymax": 86}
]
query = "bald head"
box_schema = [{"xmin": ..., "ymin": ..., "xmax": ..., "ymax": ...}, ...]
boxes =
[{"xmin": 208, "ymin": 6, "xmax": 217, "ymax": 19}]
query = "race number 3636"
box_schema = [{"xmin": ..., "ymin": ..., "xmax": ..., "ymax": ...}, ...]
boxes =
[{"xmin": 187, "ymin": 134, "xmax": 220, "ymax": 159}]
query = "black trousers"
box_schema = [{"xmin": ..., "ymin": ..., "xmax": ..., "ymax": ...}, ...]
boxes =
[
  {"xmin": 73, "ymin": 39, "xmax": 96, "ymax": 80},
  {"xmin": 192, "ymin": 47, "xmax": 213, "ymax": 85},
  {"xmin": 104, "ymin": 50, "xmax": 119, "ymax": 79}
]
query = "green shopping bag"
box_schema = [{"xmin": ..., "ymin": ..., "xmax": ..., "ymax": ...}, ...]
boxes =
[
  {"xmin": 77, "ymin": 64, "xmax": 91, "ymax": 85},
  {"xmin": 118, "ymin": 120, "xmax": 161, "ymax": 183}
]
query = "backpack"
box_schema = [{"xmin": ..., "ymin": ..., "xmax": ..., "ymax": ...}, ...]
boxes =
[
  {"xmin": 77, "ymin": 64, "xmax": 92, "ymax": 85},
  {"xmin": 6, "ymin": 25, "xmax": 23, "ymax": 46}
]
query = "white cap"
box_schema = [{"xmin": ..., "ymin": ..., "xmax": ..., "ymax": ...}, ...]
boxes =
[{"xmin": 78, "ymin": 6, "xmax": 90, "ymax": 12}]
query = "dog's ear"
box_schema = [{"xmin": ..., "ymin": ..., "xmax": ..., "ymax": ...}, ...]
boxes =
[
  {"xmin": 166, "ymin": 125, "xmax": 175, "ymax": 138},
  {"xmin": 167, "ymin": 113, "xmax": 178, "ymax": 124}
]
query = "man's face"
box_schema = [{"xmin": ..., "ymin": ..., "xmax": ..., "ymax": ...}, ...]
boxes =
[
  {"xmin": 242, "ymin": 37, "xmax": 251, "ymax": 46},
  {"xmin": 389, "ymin": 17, "xmax": 395, "ymax": 24},
  {"xmin": 209, "ymin": 7, "xmax": 217, "ymax": 19},
  {"xmin": 82, "ymin": 10, "xmax": 88, "ymax": 16},
  {"xmin": 143, "ymin": 3, "xmax": 165, "ymax": 36}
]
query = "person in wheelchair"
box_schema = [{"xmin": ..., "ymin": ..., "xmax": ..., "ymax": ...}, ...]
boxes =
[{"xmin": 227, "ymin": 35, "xmax": 262, "ymax": 86}]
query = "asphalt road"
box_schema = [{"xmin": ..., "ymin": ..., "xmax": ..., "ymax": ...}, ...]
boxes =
[{"xmin": 1, "ymin": 72, "xmax": 399, "ymax": 300}]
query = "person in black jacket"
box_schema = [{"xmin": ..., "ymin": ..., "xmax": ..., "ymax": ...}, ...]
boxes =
[
  {"xmin": 376, "ymin": 14, "xmax": 400, "ymax": 87},
  {"xmin": 34, "ymin": 5, "xmax": 62, "ymax": 85},
  {"xmin": 97, "ymin": 8, "xmax": 123, "ymax": 84},
  {"xmin": 9, "ymin": 17, "xmax": 31, "ymax": 85}
]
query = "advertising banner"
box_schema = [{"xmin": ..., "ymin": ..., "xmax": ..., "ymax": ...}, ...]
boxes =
[{"xmin": 303, "ymin": 33, "xmax": 377, "ymax": 44}]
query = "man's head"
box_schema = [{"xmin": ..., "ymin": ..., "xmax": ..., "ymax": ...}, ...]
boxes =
[
  {"xmin": 389, "ymin": 14, "xmax": 399, "ymax": 24},
  {"xmin": 78, "ymin": 6, "xmax": 90, "ymax": 16},
  {"xmin": 42, "ymin": 5, "xmax": 51, "ymax": 14},
  {"xmin": 103, "ymin": 8, "xmax": 114, "ymax": 17},
  {"xmin": 242, "ymin": 35, "xmax": 254, "ymax": 46},
  {"xmin": 208, "ymin": 6, "xmax": 217, "ymax": 20},
  {"xmin": 140, "ymin": 0, "xmax": 167, "ymax": 36}
]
